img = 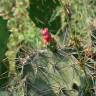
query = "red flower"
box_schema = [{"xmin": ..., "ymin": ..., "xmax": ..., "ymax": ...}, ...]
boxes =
[
  {"xmin": 42, "ymin": 28, "xmax": 49, "ymax": 35},
  {"xmin": 42, "ymin": 28, "xmax": 53, "ymax": 44}
]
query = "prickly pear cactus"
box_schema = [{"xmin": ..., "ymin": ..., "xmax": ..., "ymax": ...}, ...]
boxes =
[{"xmin": 0, "ymin": 0, "xmax": 96, "ymax": 96}]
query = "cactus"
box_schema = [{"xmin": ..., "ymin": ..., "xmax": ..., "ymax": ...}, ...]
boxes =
[{"xmin": 0, "ymin": 0, "xmax": 96, "ymax": 96}]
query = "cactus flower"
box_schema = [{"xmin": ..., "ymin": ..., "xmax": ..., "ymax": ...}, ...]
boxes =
[{"xmin": 42, "ymin": 28, "xmax": 53, "ymax": 44}]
